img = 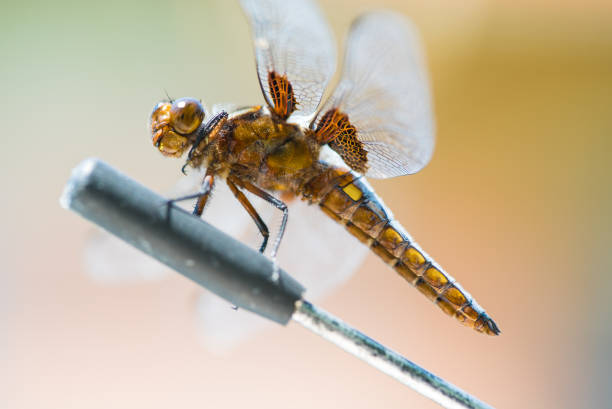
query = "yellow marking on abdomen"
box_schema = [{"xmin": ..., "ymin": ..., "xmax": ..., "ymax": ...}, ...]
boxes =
[
  {"xmin": 312, "ymin": 167, "xmax": 500, "ymax": 336},
  {"xmin": 342, "ymin": 183, "xmax": 363, "ymax": 201}
]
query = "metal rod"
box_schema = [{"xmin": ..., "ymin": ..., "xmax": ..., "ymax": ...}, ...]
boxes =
[
  {"xmin": 60, "ymin": 158, "xmax": 304, "ymax": 324},
  {"xmin": 61, "ymin": 158, "xmax": 495, "ymax": 409},
  {"xmin": 292, "ymin": 300, "xmax": 495, "ymax": 409}
]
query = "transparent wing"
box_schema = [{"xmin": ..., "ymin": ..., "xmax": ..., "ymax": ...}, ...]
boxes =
[
  {"xmin": 84, "ymin": 232, "xmax": 172, "ymax": 284},
  {"xmin": 240, "ymin": 0, "xmax": 336, "ymax": 121},
  {"xmin": 314, "ymin": 11, "xmax": 435, "ymax": 178},
  {"xmin": 83, "ymin": 170, "xmax": 213, "ymax": 284},
  {"xmin": 84, "ymin": 169, "xmax": 368, "ymax": 351},
  {"xmin": 195, "ymin": 184, "xmax": 368, "ymax": 352}
]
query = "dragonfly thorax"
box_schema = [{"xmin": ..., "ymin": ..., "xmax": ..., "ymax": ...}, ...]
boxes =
[{"xmin": 202, "ymin": 108, "xmax": 322, "ymax": 193}]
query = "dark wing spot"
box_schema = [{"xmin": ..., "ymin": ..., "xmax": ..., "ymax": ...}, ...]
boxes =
[
  {"xmin": 315, "ymin": 108, "xmax": 368, "ymax": 174},
  {"xmin": 267, "ymin": 71, "xmax": 298, "ymax": 120}
]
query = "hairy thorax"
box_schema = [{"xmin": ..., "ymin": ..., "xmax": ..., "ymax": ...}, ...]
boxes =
[{"xmin": 192, "ymin": 108, "xmax": 323, "ymax": 194}]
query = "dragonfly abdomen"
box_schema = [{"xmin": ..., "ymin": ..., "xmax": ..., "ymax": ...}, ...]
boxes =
[{"xmin": 302, "ymin": 165, "xmax": 500, "ymax": 335}]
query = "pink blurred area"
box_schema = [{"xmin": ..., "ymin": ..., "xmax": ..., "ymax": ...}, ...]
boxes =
[{"xmin": 2, "ymin": 1, "xmax": 611, "ymax": 408}]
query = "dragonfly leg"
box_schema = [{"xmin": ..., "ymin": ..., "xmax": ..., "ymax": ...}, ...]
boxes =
[
  {"xmin": 229, "ymin": 176, "xmax": 288, "ymax": 259},
  {"xmin": 227, "ymin": 178, "xmax": 269, "ymax": 254},
  {"xmin": 165, "ymin": 172, "xmax": 214, "ymax": 218},
  {"xmin": 182, "ymin": 111, "xmax": 228, "ymax": 174},
  {"xmin": 192, "ymin": 173, "xmax": 214, "ymax": 216}
]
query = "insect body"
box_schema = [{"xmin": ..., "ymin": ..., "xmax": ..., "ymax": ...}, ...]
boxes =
[{"xmin": 149, "ymin": 0, "xmax": 500, "ymax": 335}]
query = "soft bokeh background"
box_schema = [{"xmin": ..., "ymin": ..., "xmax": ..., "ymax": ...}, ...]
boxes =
[{"xmin": 2, "ymin": 0, "xmax": 611, "ymax": 408}]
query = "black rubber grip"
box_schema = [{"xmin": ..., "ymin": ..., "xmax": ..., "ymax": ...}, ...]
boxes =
[{"xmin": 61, "ymin": 158, "xmax": 304, "ymax": 324}]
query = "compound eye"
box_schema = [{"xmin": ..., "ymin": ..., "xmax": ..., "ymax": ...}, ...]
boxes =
[
  {"xmin": 170, "ymin": 97, "xmax": 204, "ymax": 135},
  {"xmin": 150, "ymin": 102, "xmax": 171, "ymax": 133},
  {"xmin": 157, "ymin": 130, "xmax": 189, "ymax": 157}
]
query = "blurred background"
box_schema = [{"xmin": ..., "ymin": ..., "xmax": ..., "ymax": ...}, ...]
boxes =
[{"xmin": 1, "ymin": 0, "xmax": 611, "ymax": 408}]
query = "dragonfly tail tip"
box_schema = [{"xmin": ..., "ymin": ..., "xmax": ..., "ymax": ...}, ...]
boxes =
[{"xmin": 485, "ymin": 316, "xmax": 501, "ymax": 336}]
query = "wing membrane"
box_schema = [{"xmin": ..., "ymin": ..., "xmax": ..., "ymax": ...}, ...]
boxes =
[
  {"xmin": 314, "ymin": 12, "xmax": 435, "ymax": 178},
  {"xmin": 240, "ymin": 0, "xmax": 336, "ymax": 120},
  {"xmin": 195, "ymin": 192, "xmax": 369, "ymax": 351},
  {"xmin": 84, "ymin": 167, "xmax": 369, "ymax": 351}
]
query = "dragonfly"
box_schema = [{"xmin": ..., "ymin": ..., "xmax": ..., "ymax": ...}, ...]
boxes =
[{"xmin": 146, "ymin": 0, "xmax": 500, "ymax": 337}]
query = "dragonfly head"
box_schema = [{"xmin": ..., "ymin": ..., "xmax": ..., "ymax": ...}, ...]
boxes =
[{"xmin": 150, "ymin": 97, "xmax": 205, "ymax": 157}]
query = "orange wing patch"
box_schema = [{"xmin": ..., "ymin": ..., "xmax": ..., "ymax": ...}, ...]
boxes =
[
  {"xmin": 267, "ymin": 71, "xmax": 297, "ymax": 119},
  {"xmin": 315, "ymin": 108, "xmax": 368, "ymax": 174}
]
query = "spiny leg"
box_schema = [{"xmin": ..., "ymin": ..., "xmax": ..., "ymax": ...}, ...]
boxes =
[
  {"xmin": 227, "ymin": 178, "xmax": 269, "ymax": 254},
  {"xmin": 228, "ymin": 176, "xmax": 288, "ymax": 259},
  {"xmin": 182, "ymin": 111, "xmax": 228, "ymax": 174},
  {"xmin": 192, "ymin": 173, "xmax": 214, "ymax": 216},
  {"xmin": 165, "ymin": 172, "xmax": 214, "ymax": 219}
]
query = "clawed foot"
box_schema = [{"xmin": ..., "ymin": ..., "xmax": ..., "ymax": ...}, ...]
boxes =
[{"xmin": 163, "ymin": 192, "xmax": 202, "ymax": 219}]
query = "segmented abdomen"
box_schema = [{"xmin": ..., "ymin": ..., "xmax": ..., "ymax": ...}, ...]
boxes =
[{"xmin": 301, "ymin": 165, "xmax": 500, "ymax": 335}]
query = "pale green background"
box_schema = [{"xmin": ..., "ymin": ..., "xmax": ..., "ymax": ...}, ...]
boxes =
[{"xmin": 1, "ymin": 1, "xmax": 611, "ymax": 408}]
